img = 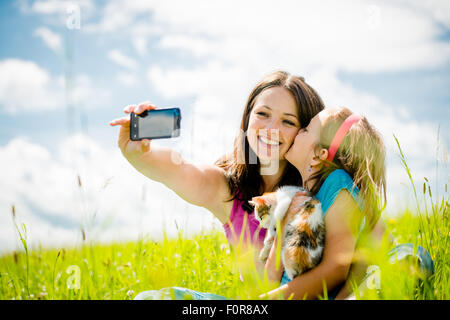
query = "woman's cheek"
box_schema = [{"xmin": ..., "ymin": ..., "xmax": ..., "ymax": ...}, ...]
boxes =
[
  {"xmin": 287, "ymin": 128, "xmax": 300, "ymax": 146},
  {"xmin": 291, "ymin": 135, "xmax": 303, "ymax": 156},
  {"xmin": 279, "ymin": 129, "xmax": 298, "ymax": 158},
  {"xmin": 283, "ymin": 134, "xmax": 296, "ymax": 162}
]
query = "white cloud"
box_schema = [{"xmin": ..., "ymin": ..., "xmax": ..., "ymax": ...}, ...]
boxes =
[
  {"xmin": 33, "ymin": 26, "xmax": 62, "ymax": 52},
  {"xmin": 158, "ymin": 35, "xmax": 216, "ymax": 58},
  {"xmin": 0, "ymin": 58, "xmax": 110, "ymax": 113},
  {"xmin": 82, "ymin": 0, "xmax": 160, "ymax": 34},
  {"xmin": 88, "ymin": 0, "xmax": 450, "ymax": 72},
  {"xmin": 31, "ymin": 0, "xmax": 81, "ymax": 14},
  {"xmin": 147, "ymin": 61, "xmax": 252, "ymax": 101},
  {"xmin": 108, "ymin": 49, "xmax": 138, "ymax": 69},
  {"xmin": 402, "ymin": 0, "xmax": 450, "ymax": 29},
  {"xmin": 18, "ymin": 0, "xmax": 95, "ymax": 29},
  {"xmin": 129, "ymin": 23, "xmax": 165, "ymax": 54},
  {"xmin": 0, "ymin": 134, "xmax": 217, "ymax": 253},
  {"xmin": 58, "ymin": 73, "xmax": 111, "ymax": 108},
  {"xmin": 0, "ymin": 59, "xmax": 62, "ymax": 113},
  {"xmin": 132, "ymin": 36, "xmax": 148, "ymax": 56},
  {"xmin": 29, "ymin": 0, "xmax": 95, "ymax": 17},
  {"xmin": 87, "ymin": 1, "xmax": 450, "ymax": 72}
]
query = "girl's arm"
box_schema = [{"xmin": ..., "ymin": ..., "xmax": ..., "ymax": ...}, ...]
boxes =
[
  {"xmin": 264, "ymin": 234, "xmax": 284, "ymax": 283},
  {"xmin": 110, "ymin": 102, "xmax": 231, "ymax": 224},
  {"xmin": 261, "ymin": 189, "xmax": 361, "ymax": 300},
  {"xmin": 334, "ymin": 215, "xmax": 393, "ymax": 299}
]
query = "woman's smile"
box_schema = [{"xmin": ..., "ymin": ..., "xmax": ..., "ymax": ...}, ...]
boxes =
[
  {"xmin": 256, "ymin": 133, "xmax": 282, "ymax": 158},
  {"xmin": 247, "ymin": 86, "xmax": 300, "ymax": 161},
  {"xmin": 258, "ymin": 135, "xmax": 281, "ymax": 147}
]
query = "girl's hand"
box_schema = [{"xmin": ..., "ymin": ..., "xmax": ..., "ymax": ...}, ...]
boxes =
[{"xmin": 109, "ymin": 101, "xmax": 157, "ymax": 159}]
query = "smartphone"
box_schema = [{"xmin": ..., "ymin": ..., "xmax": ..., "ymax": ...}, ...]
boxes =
[{"xmin": 130, "ymin": 108, "xmax": 181, "ymax": 141}]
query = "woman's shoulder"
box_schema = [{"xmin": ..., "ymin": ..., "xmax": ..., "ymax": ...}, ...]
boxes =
[{"xmin": 197, "ymin": 164, "xmax": 235, "ymax": 223}]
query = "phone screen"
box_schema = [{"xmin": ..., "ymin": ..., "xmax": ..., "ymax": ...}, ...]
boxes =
[{"xmin": 130, "ymin": 108, "xmax": 181, "ymax": 140}]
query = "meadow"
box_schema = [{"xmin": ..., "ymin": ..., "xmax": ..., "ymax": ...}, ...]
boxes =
[{"xmin": 0, "ymin": 138, "xmax": 448, "ymax": 300}]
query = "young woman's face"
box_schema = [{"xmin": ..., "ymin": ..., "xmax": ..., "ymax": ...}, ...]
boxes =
[
  {"xmin": 285, "ymin": 109, "xmax": 330, "ymax": 174},
  {"xmin": 247, "ymin": 86, "xmax": 301, "ymax": 162}
]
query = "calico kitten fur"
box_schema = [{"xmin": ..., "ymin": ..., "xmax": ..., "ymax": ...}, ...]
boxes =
[{"xmin": 249, "ymin": 185, "xmax": 325, "ymax": 281}]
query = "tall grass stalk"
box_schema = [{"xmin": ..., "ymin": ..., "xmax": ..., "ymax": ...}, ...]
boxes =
[
  {"xmin": 389, "ymin": 134, "xmax": 448, "ymax": 300},
  {"xmin": 11, "ymin": 205, "xmax": 30, "ymax": 297}
]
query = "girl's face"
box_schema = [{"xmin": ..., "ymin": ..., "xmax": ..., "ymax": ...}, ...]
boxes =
[
  {"xmin": 247, "ymin": 87, "xmax": 301, "ymax": 162},
  {"xmin": 285, "ymin": 109, "xmax": 330, "ymax": 175}
]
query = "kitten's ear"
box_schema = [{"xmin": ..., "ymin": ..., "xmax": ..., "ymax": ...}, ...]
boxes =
[{"xmin": 249, "ymin": 196, "xmax": 265, "ymax": 207}]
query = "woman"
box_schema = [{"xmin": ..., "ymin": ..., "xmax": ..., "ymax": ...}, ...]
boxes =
[
  {"xmin": 109, "ymin": 71, "xmax": 324, "ymax": 245},
  {"xmin": 109, "ymin": 71, "xmax": 325, "ymax": 299}
]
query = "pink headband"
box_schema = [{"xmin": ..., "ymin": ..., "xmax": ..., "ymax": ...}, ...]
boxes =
[{"xmin": 327, "ymin": 114, "xmax": 362, "ymax": 163}]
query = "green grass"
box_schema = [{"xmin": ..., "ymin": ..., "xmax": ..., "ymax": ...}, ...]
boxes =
[
  {"xmin": 1, "ymin": 200, "xmax": 447, "ymax": 300},
  {"xmin": 0, "ymin": 229, "xmax": 275, "ymax": 300},
  {"xmin": 0, "ymin": 137, "xmax": 448, "ymax": 300}
]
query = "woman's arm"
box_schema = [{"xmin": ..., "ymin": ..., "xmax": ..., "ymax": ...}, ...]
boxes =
[
  {"xmin": 261, "ymin": 189, "xmax": 361, "ymax": 300},
  {"xmin": 110, "ymin": 102, "xmax": 231, "ymax": 223}
]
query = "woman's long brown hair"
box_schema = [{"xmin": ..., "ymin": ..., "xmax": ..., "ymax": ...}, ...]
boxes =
[{"xmin": 215, "ymin": 70, "xmax": 325, "ymax": 212}]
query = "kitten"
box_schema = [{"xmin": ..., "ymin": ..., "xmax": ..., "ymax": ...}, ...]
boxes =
[{"xmin": 249, "ymin": 186, "xmax": 325, "ymax": 281}]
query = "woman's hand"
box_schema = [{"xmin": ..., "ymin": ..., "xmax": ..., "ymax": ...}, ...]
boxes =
[{"xmin": 109, "ymin": 101, "xmax": 157, "ymax": 160}]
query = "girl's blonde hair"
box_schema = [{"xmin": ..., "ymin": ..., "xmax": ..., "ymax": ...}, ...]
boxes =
[{"xmin": 308, "ymin": 107, "xmax": 386, "ymax": 231}]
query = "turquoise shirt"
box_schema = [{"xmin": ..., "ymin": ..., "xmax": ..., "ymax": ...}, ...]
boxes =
[{"xmin": 315, "ymin": 169, "xmax": 361, "ymax": 216}]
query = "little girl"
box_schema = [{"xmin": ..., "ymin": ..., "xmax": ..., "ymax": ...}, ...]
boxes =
[{"xmin": 262, "ymin": 106, "xmax": 433, "ymax": 299}]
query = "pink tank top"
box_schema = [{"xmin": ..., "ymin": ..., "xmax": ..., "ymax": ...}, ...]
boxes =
[{"xmin": 222, "ymin": 191, "xmax": 267, "ymax": 247}]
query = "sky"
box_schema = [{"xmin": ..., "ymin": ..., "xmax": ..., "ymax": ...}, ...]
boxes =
[{"xmin": 0, "ymin": 0, "xmax": 449, "ymax": 253}]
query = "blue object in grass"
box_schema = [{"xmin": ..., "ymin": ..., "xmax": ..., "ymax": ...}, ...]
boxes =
[{"xmin": 134, "ymin": 286, "xmax": 230, "ymax": 300}]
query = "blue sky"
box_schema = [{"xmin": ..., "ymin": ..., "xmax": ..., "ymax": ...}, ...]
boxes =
[{"xmin": 0, "ymin": 0, "xmax": 448, "ymax": 253}]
